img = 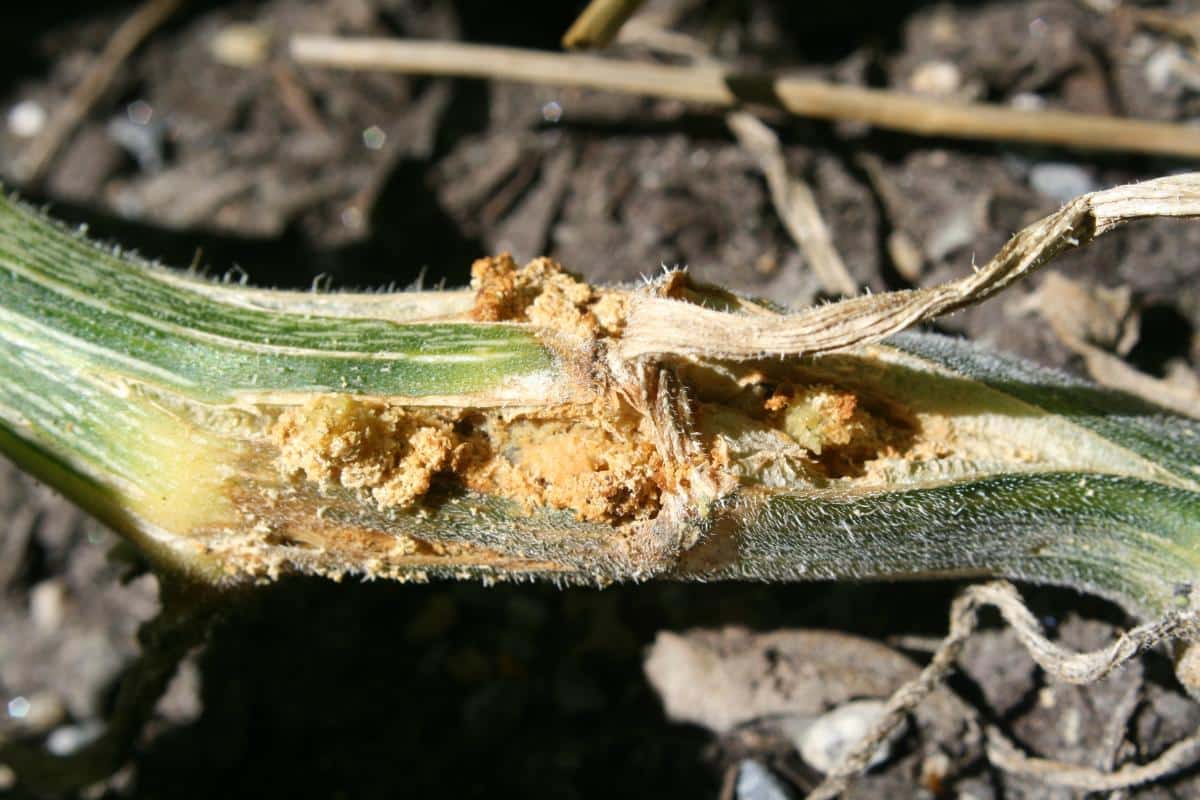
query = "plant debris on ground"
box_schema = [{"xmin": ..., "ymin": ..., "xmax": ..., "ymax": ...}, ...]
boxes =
[{"xmin": 3, "ymin": 0, "xmax": 1200, "ymax": 797}]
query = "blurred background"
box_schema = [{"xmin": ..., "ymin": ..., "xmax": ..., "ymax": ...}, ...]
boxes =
[{"xmin": 1, "ymin": 0, "xmax": 1200, "ymax": 797}]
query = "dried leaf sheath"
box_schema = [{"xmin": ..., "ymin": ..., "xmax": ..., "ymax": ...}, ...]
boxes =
[
  {"xmin": 0, "ymin": 181, "xmax": 1199, "ymax": 618},
  {"xmin": 619, "ymin": 173, "xmax": 1200, "ymax": 360}
]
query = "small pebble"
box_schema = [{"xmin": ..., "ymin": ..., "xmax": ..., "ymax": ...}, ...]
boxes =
[
  {"xmin": 362, "ymin": 125, "xmax": 387, "ymax": 151},
  {"xmin": 46, "ymin": 720, "xmax": 105, "ymax": 756},
  {"xmin": 126, "ymin": 99, "xmax": 153, "ymax": 126},
  {"xmin": 908, "ymin": 60, "xmax": 962, "ymax": 97},
  {"xmin": 1010, "ymin": 92, "xmax": 1046, "ymax": 111},
  {"xmin": 16, "ymin": 692, "xmax": 66, "ymax": 732},
  {"xmin": 7, "ymin": 100, "xmax": 46, "ymax": 138},
  {"xmin": 2, "ymin": 693, "xmax": 67, "ymax": 732},
  {"xmin": 30, "ymin": 579, "xmax": 66, "ymax": 632},
  {"xmin": 340, "ymin": 205, "xmax": 364, "ymax": 230},
  {"xmin": 798, "ymin": 699, "xmax": 906, "ymax": 774},
  {"xmin": 736, "ymin": 759, "xmax": 794, "ymax": 800},
  {"xmin": 107, "ymin": 115, "xmax": 166, "ymax": 172},
  {"xmin": 6, "ymin": 697, "xmax": 29, "ymax": 720},
  {"xmin": 1029, "ymin": 162, "xmax": 1097, "ymax": 204},
  {"xmin": 1145, "ymin": 46, "xmax": 1185, "ymax": 93},
  {"xmin": 210, "ymin": 24, "xmax": 271, "ymax": 67}
]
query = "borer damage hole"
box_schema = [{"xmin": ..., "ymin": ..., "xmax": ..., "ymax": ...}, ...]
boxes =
[
  {"xmin": 269, "ymin": 379, "xmax": 916, "ymax": 526},
  {"xmin": 468, "ymin": 253, "xmax": 627, "ymax": 338},
  {"xmin": 763, "ymin": 382, "xmax": 917, "ymax": 478},
  {"xmin": 271, "ymin": 264, "xmax": 918, "ymax": 527},
  {"xmin": 271, "ymin": 395, "xmax": 455, "ymax": 511},
  {"xmin": 674, "ymin": 357, "xmax": 918, "ymax": 486},
  {"xmin": 270, "ymin": 395, "xmax": 669, "ymax": 525}
]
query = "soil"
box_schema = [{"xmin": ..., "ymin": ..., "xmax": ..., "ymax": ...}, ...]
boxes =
[{"xmin": 2, "ymin": 0, "xmax": 1200, "ymax": 797}]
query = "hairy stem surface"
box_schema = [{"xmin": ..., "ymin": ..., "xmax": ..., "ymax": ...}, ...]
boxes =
[{"xmin": 0, "ymin": 188, "xmax": 1198, "ymax": 617}]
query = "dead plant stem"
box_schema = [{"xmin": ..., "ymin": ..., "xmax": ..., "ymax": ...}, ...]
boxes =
[
  {"xmin": 562, "ymin": 0, "xmax": 647, "ymax": 50},
  {"xmin": 617, "ymin": 173, "xmax": 1200, "ymax": 361},
  {"xmin": 726, "ymin": 112, "xmax": 857, "ymax": 296},
  {"xmin": 291, "ymin": 37, "xmax": 1200, "ymax": 159}
]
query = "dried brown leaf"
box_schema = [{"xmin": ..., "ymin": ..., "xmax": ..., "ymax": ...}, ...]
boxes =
[
  {"xmin": 726, "ymin": 112, "xmax": 857, "ymax": 297},
  {"xmin": 618, "ymin": 173, "xmax": 1200, "ymax": 361}
]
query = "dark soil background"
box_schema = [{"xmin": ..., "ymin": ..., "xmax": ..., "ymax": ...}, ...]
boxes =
[{"xmin": 2, "ymin": 0, "xmax": 1200, "ymax": 797}]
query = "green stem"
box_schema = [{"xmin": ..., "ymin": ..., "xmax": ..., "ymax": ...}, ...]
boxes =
[
  {"xmin": 0, "ymin": 192, "xmax": 1198, "ymax": 617},
  {"xmin": 0, "ymin": 196, "xmax": 555, "ymax": 403}
]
